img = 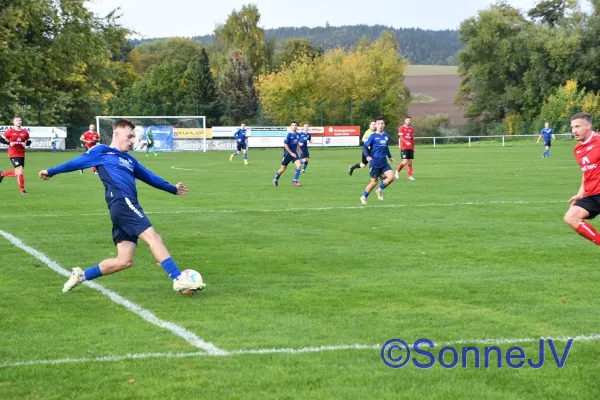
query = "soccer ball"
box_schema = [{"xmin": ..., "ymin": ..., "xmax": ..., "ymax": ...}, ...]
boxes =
[{"xmin": 181, "ymin": 269, "xmax": 205, "ymax": 286}]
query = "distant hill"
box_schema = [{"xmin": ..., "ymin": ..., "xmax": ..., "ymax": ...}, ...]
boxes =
[{"xmin": 130, "ymin": 25, "xmax": 463, "ymax": 66}]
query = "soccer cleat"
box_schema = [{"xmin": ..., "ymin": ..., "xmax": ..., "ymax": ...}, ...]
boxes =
[
  {"xmin": 273, "ymin": 179, "xmax": 278, "ymax": 187},
  {"xmin": 408, "ymin": 176, "xmax": 415, "ymax": 181},
  {"xmin": 375, "ymin": 188, "xmax": 384, "ymax": 201},
  {"xmin": 20, "ymin": 190, "xmax": 28, "ymax": 194},
  {"xmin": 229, "ymin": 154, "xmax": 234, "ymax": 161},
  {"xmin": 292, "ymin": 182, "xmax": 302, "ymax": 187},
  {"xmin": 348, "ymin": 165, "xmax": 353, "ymax": 176},
  {"xmin": 360, "ymin": 195, "xmax": 368, "ymax": 205},
  {"xmin": 244, "ymin": 160, "xmax": 249, "ymax": 165},
  {"xmin": 173, "ymin": 275, "xmax": 206, "ymax": 294},
  {"xmin": 302, "ymin": 169, "xmax": 305, "ymax": 173},
  {"xmin": 395, "ymin": 172, "xmax": 400, "ymax": 180},
  {"xmin": 80, "ymin": 169, "xmax": 84, "ymax": 175},
  {"xmin": 154, "ymin": 153, "xmax": 158, "ymax": 157},
  {"xmin": 63, "ymin": 267, "xmax": 84, "ymax": 293}
]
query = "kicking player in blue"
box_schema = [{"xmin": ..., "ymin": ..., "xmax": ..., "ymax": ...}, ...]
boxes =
[
  {"xmin": 273, "ymin": 121, "xmax": 302, "ymax": 187},
  {"xmin": 38, "ymin": 119, "xmax": 205, "ymax": 294},
  {"xmin": 298, "ymin": 123, "xmax": 312, "ymax": 173},
  {"xmin": 536, "ymin": 122, "xmax": 556, "ymax": 158},
  {"xmin": 360, "ymin": 116, "xmax": 395, "ymax": 204},
  {"xmin": 230, "ymin": 123, "xmax": 249, "ymax": 165}
]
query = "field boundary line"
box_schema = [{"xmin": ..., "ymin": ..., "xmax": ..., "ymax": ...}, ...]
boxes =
[
  {"xmin": 1, "ymin": 334, "xmax": 598, "ymax": 369},
  {"xmin": 0, "ymin": 200, "xmax": 565, "ymax": 219},
  {"xmin": 0, "ymin": 230, "xmax": 226, "ymax": 356}
]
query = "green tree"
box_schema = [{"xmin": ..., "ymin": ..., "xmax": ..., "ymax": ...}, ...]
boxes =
[
  {"xmin": 272, "ymin": 39, "xmax": 324, "ymax": 70},
  {"xmin": 213, "ymin": 4, "xmax": 273, "ymax": 75},
  {"xmin": 527, "ymin": 0, "xmax": 578, "ymax": 26},
  {"xmin": 219, "ymin": 51, "xmax": 259, "ymax": 124},
  {"xmin": 183, "ymin": 49, "xmax": 223, "ymax": 126}
]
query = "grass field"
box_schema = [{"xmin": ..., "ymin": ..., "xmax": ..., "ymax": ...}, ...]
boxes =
[{"xmin": 1, "ymin": 143, "xmax": 599, "ymax": 399}]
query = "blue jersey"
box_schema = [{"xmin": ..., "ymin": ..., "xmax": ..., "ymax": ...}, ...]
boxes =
[
  {"xmin": 234, "ymin": 129, "xmax": 248, "ymax": 145},
  {"xmin": 298, "ymin": 131, "xmax": 311, "ymax": 150},
  {"xmin": 283, "ymin": 132, "xmax": 300, "ymax": 156},
  {"xmin": 47, "ymin": 144, "xmax": 177, "ymax": 207},
  {"xmin": 541, "ymin": 128, "xmax": 554, "ymax": 140},
  {"xmin": 363, "ymin": 132, "xmax": 392, "ymax": 168}
]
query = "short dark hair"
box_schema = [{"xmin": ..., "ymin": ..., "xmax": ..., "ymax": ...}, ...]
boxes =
[
  {"xmin": 571, "ymin": 112, "xmax": 592, "ymax": 124},
  {"xmin": 405, "ymin": 116, "xmax": 411, "ymax": 119},
  {"xmin": 376, "ymin": 116, "xmax": 385, "ymax": 122},
  {"xmin": 13, "ymin": 115, "xmax": 22, "ymax": 119},
  {"xmin": 369, "ymin": 119, "xmax": 376, "ymax": 123},
  {"xmin": 113, "ymin": 119, "xmax": 135, "ymax": 130},
  {"xmin": 290, "ymin": 120, "xmax": 298, "ymax": 125}
]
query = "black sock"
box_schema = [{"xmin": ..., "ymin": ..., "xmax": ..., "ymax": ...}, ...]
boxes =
[{"xmin": 351, "ymin": 163, "xmax": 361, "ymax": 170}]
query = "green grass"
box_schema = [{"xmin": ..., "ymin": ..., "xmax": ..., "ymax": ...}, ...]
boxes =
[
  {"xmin": 405, "ymin": 65, "xmax": 459, "ymax": 76},
  {"xmin": 0, "ymin": 143, "xmax": 598, "ymax": 399},
  {"xmin": 410, "ymin": 93, "xmax": 438, "ymax": 104}
]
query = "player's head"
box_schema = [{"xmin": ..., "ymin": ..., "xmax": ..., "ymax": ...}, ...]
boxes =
[
  {"xmin": 241, "ymin": 123, "xmax": 246, "ymax": 129},
  {"xmin": 13, "ymin": 115, "xmax": 22, "ymax": 128},
  {"xmin": 405, "ymin": 117, "xmax": 412, "ymax": 126},
  {"xmin": 290, "ymin": 120, "xmax": 298, "ymax": 132},
  {"xmin": 375, "ymin": 116, "xmax": 385, "ymax": 132},
  {"xmin": 303, "ymin": 123, "xmax": 309, "ymax": 132},
  {"xmin": 89, "ymin": 124, "xmax": 95, "ymax": 131},
  {"xmin": 571, "ymin": 112, "xmax": 593, "ymax": 141},
  {"xmin": 112, "ymin": 119, "xmax": 136, "ymax": 152},
  {"xmin": 369, "ymin": 119, "xmax": 376, "ymax": 131}
]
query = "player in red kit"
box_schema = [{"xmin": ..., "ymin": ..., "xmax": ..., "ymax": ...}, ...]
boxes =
[
  {"xmin": 564, "ymin": 112, "xmax": 600, "ymax": 245},
  {"xmin": 79, "ymin": 124, "xmax": 100, "ymax": 174},
  {"xmin": 395, "ymin": 117, "xmax": 415, "ymax": 180},
  {"xmin": 0, "ymin": 115, "xmax": 31, "ymax": 194}
]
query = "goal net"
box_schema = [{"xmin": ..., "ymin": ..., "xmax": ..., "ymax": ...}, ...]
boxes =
[{"xmin": 95, "ymin": 116, "xmax": 207, "ymax": 152}]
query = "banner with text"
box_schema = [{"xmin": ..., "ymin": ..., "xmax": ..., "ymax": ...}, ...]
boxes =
[
  {"xmin": 173, "ymin": 127, "xmax": 212, "ymax": 139},
  {"xmin": 133, "ymin": 126, "xmax": 173, "ymax": 152},
  {"xmin": 0, "ymin": 126, "xmax": 67, "ymax": 138}
]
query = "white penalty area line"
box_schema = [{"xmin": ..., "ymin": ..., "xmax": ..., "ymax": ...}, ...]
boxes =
[
  {"xmin": 0, "ymin": 200, "xmax": 565, "ymax": 220},
  {"xmin": 0, "ymin": 230, "xmax": 226, "ymax": 356},
  {"xmin": 1, "ymin": 334, "xmax": 599, "ymax": 369}
]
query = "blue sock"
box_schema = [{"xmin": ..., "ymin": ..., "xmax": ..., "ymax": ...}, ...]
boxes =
[
  {"xmin": 379, "ymin": 183, "xmax": 387, "ymax": 190},
  {"xmin": 293, "ymin": 169, "xmax": 300, "ymax": 182},
  {"xmin": 274, "ymin": 172, "xmax": 280, "ymax": 180},
  {"xmin": 233, "ymin": 152, "xmax": 238, "ymax": 157},
  {"xmin": 84, "ymin": 265, "xmax": 102, "ymax": 281},
  {"xmin": 303, "ymin": 161, "xmax": 308, "ymax": 170},
  {"xmin": 363, "ymin": 190, "xmax": 370, "ymax": 198},
  {"xmin": 243, "ymin": 153, "xmax": 247, "ymax": 160},
  {"xmin": 161, "ymin": 257, "xmax": 181, "ymax": 280}
]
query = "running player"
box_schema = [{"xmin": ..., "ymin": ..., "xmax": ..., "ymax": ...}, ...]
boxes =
[
  {"xmin": 230, "ymin": 123, "xmax": 249, "ymax": 165},
  {"xmin": 360, "ymin": 116, "xmax": 395, "ymax": 204},
  {"xmin": 395, "ymin": 117, "xmax": 415, "ymax": 180},
  {"xmin": 273, "ymin": 121, "xmax": 302, "ymax": 187},
  {"xmin": 0, "ymin": 115, "xmax": 31, "ymax": 194}
]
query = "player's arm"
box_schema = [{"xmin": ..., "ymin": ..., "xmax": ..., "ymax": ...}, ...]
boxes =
[
  {"xmin": 133, "ymin": 162, "xmax": 178, "ymax": 195},
  {"xmin": 536, "ymin": 133, "xmax": 542, "ymax": 143},
  {"xmin": 569, "ymin": 176, "xmax": 586, "ymax": 204},
  {"xmin": 42, "ymin": 148, "xmax": 101, "ymax": 178},
  {"xmin": 362, "ymin": 136, "xmax": 373, "ymax": 160},
  {"xmin": 283, "ymin": 135, "xmax": 296, "ymax": 157},
  {"xmin": 0, "ymin": 136, "xmax": 8, "ymax": 145},
  {"xmin": 552, "ymin": 130, "xmax": 556, "ymax": 140}
]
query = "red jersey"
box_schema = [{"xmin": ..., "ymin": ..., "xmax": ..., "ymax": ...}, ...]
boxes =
[
  {"xmin": 575, "ymin": 133, "xmax": 600, "ymax": 197},
  {"xmin": 3, "ymin": 128, "xmax": 30, "ymax": 158},
  {"xmin": 82, "ymin": 131, "xmax": 100, "ymax": 149},
  {"xmin": 399, "ymin": 125, "xmax": 415, "ymax": 150}
]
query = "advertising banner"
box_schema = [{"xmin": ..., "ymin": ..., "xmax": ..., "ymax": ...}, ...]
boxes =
[
  {"xmin": 0, "ymin": 126, "xmax": 67, "ymax": 138},
  {"xmin": 322, "ymin": 136, "xmax": 360, "ymax": 147},
  {"xmin": 173, "ymin": 127, "xmax": 212, "ymax": 139},
  {"xmin": 133, "ymin": 126, "xmax": 173, "ymax": 152},
  {"xmin": 324, "ymin": 126, "xmax": 360, "ymax": 136},
  {"xmin": 0, "ymin": 137, "xmax": 65, "ymax": 151},
  {"xmin": 173, "ymin": 139, "xmax": 237, "ymax": 151}
]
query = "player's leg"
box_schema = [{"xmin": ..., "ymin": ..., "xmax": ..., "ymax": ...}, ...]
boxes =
[
  {"xmin": 376, "ymin": 167, "xmax": 395, "ymax": 201},
  {"xmin": 292, "ymin": 159, "xmax": 302, "ymax": 186},
  {"xmin": 545, "ymin": 143, "xmax": 551, "ymax": 158},
  {"xmin": 350, "ymin": 153, "xmax": 368, "ymax": 175},
  {"xmin": 361, "ymin": 168, "xmax": 380, "ymax": 204},
  {"xmin": 274, "ymin": 158, "xmax": 289, "ymax": 186},
  {"xmin": 564, "ymin": 199, "xmax": 600, "ymax": 245},
  {"xmin": 243, "ymin": 148, "xmax": 248, "ymax": 164},
  {"xmin": 407, "ymin": 158, "xmax": 415, "ymax": 180}
]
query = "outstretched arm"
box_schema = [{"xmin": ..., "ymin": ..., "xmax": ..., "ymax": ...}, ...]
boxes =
[
  {"xmin": 43, "ymin": 150, "xmax": 101, "ymax": 178},
  {"xmin": 133, "ymin": 162, "xmax": 178, "ymax": 194}
]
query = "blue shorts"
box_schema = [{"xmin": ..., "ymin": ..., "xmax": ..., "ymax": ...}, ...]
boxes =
[
  {"xmin": 298, "ymin": 147, "xmax": 309, "ymax": 159},
  {"xmin": 370, "ymin": 164, "xmax": 392, "ymax": 179},
  {"xmin": 237, "ymin": 143, "xmax": 247, "ymax": 151},
  {"xmin": 544, "ymin": 140, "xmax": 551, "ymax": 147},
  {"xmin": 109, "ymin": 198, "xmax": 153, "ymax": 245},
  {"xmin": 281, "ymin": 153, "xmax": 299, "ymax": 167}
]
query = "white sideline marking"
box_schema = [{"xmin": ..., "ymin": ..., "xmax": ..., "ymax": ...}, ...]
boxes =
[
  {"xmin": 1, "ymin": 334, "xmax": 597, "ymax": 369},
  {"xmin": 0, "ymin": 230, "xmax": 226, "ymax": 356},
  {"xmin": 0, "ymin": 200, "xmax": 564, "ymax": 219}
]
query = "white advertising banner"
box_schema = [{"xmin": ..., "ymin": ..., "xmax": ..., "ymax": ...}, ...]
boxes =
[
  {"xmin": 322, "ymin": 136, "xmax": 360, "ymax": 147},
  {"xmin": 0, "ymin": 126, "xmax": 67, "ymax": 138}
]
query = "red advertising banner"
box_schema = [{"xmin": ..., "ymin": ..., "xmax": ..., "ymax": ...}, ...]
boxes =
[{"xmin": 324, "ymin": 126, "xmax": 361, "ymax": 136}]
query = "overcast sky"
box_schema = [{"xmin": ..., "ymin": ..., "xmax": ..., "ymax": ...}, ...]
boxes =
[{"xmin": 85, "ymin": 0, "xmax": 589, "ymax": 38}]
